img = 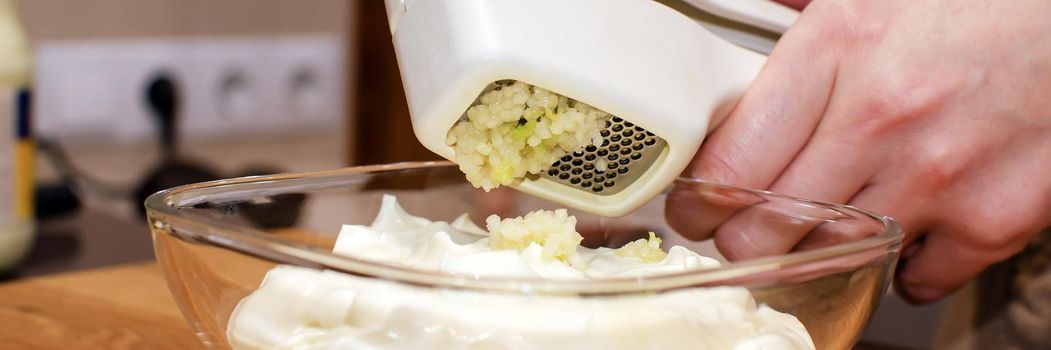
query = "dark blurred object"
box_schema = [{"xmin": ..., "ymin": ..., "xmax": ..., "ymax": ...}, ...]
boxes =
[
  {"xmin": 976, "ymin": 230, "xmax": 1051, "ymax": 324},
  {"xmin": 961, "ymin": 229, "xmax": 1051, "ymax": 349},
  {"xmin": 134, "ymin": 73, "xmax": 220, "ymax": 215},
  {"xmin": 234, "ymin": 166, "xmax": 306, "ymax": 229},
  {"xmin": 236, "ymin": 193, "xmax": 306, "ymax": 229},
  {"xmin": 351, "ymin": 1, "xmax": 439, "ymax": 165},
  {"xmin": 34, "ymin": 183, "xmax": 79, "ymax": 220},
  {"xmin": 134, "ymin": 161, "xmax": 220, "ymax": 212},
  {"xmin": 36, "ymin": 139, "xmax": 128, "ymax": 200},
  {"xmin": 146, "ymin": 73, "xmax": 178, "ymax": 159}
]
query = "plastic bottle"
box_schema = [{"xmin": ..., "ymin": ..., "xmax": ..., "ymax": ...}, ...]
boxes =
[{"xmin": 0, "ymin": 0, "xmax": 34, "ymax": 271}]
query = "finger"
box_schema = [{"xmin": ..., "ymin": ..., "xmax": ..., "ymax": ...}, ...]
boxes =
[
  {"xmin": 576, "ymin": 224, "xmax": 650, "ymax": 249},
  {"xmin": 710, "ymin": 138, "xmax": 877, "ymax": 260},
  {"xmin": 671, "ymin": 19, "xmax": 840, "ymax": 241},
  {"xmin": 894, "ymin": 232, "xmax": 999, "ymax": 303},
  {"xmin": 712, "ymin": 204, "xmax": 816, "ymax": 260},
  {"xmin": 712, "ymin": 127, "xmax": 878, "ymax": 258},
  {"xmin": 705, "ymin": 91, "xmax": 745, "ymax": 133},
  {"xmin": 688, "ymin": 19, "xmax": 839, "ymax": 190},
  {"xmin": 794, "ymin": 185, "xmax": 923, "ymax": 252},
  {"xmin": 683, "ymin": 154, "xmax": 859, "ymax": 259},
  {"xmin": 774, "ymin": 0, "xmax": 811, "ymax": 11},
  {"xmin": 767, "ymin": 124, "xmax": 875, "ymax": 204},
  {"xmin": 719, "ymin": 87, "xmax": 883, "ymax": 255},
  {"xmin": 711, "ymin": 191, "xmax": 869, "ymax": 260},
  {"xmin": 846, "ymin": 183, "xmax": 931, "ymax": 246},
  {"xmin": 842, "ymin": 184, "xmax": 949, "ymax": 303},
  {"xmin": 665, "ymin": 181, "xmax": 766, "ymax": 241}
]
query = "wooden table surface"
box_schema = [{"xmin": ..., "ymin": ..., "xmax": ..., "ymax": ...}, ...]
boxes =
[{"xmin": 0, "ymin": 262, "xmax": 202, "ymax": 350}]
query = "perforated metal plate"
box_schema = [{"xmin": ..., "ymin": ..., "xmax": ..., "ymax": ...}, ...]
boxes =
[
  {"xmin": 542, "ymin": 116, "xmax": 667, "ymax": 195},
  {"xmin": 459, "ymin": 79, "xmax": 667, "ymax": 196}
]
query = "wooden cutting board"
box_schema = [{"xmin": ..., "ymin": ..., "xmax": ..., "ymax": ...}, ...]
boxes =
[{"xmin": 0, "ymin": 262, "xmax": 202, "ymax": 350}]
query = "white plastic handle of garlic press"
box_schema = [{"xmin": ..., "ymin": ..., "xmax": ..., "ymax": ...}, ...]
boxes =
[
  {"xmin": 383, "ymin": 0, "xmax": 417, "ymax": 33},
  {"xmin": 682, "ymin": 0, "xmax": 800, "ymax": 34}
]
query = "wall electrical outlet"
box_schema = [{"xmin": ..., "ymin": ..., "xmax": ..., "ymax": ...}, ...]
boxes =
[{"xmin": 33, "ymin": 35, "xmax": 345, "ymax": 143}]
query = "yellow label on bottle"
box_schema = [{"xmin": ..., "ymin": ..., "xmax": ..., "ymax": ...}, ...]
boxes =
[
  {"xmin": 14, "ymin": 139, "xmax": 31, "ymax": 220},
  {"xmin": 0, "ymin": 86, "xmax": 31, "ymax": 224}
]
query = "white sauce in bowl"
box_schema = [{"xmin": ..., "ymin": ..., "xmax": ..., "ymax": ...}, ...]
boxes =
[{"xmin": 226, "ymin": 195, "xmax": 815, "ymax": 350}]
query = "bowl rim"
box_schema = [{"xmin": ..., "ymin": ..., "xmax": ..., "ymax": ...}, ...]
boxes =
[{"xmin": 145, "ymin": 161, "xmax": 903, "ymax": 294}]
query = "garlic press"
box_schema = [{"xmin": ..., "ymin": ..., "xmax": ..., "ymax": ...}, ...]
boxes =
[{"xmin": 384, "ymin": 0, "xmax": 799, "ymax": 216}]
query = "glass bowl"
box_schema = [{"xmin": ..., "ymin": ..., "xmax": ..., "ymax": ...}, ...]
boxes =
[{"xmin": 145, "ymin": 162, "xmax": 902, "ymax": 349}]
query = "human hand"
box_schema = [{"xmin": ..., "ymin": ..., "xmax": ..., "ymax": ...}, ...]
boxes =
[{"xmin": 668, "ymin": 0, "xmax": 1051, "ymax": 303}]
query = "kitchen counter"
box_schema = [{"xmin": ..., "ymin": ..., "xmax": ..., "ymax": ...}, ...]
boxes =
[{"xmin": 0, "ymin": 262, "xmax": 201, "ymax": 349}]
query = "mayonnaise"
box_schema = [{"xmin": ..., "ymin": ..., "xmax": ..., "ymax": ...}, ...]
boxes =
[{"xmin": 227, "ymin": 195, "xmax": 815, "ymax": 350}]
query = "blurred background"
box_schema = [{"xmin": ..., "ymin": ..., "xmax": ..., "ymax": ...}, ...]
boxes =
[
  {"xmin": 3, "ymin": 1, "xmax": 1048, "ymax": 349},
  {"xmin": 12, "ymin": 0, "xmax": 443, "ymax": 279}
]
